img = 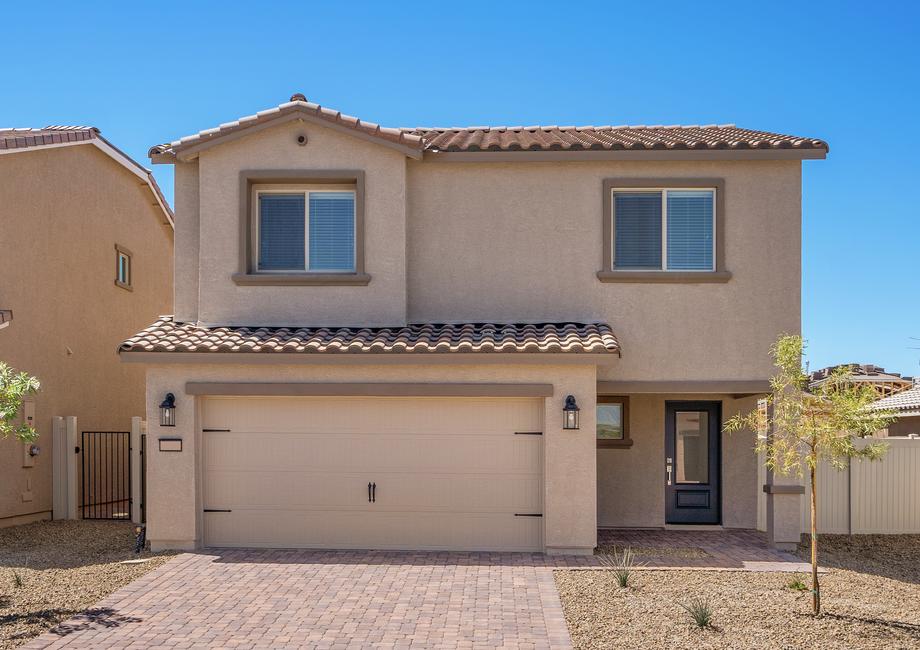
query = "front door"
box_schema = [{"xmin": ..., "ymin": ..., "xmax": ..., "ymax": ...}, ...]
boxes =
[{"xmin": 665, "ymin": 401, "xmax": 721, "ymax": 524}]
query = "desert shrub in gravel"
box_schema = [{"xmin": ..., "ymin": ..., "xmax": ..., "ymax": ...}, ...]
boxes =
[
  {"xmin": 787, "ymin": 574, "xmax": 808, "ymax": 591},
  {"xmin": 12, "ymin": 569, "xmax": 24, "ymax": 588},
  {"xmin": 681, "ymin": 596, "xmax": 714, "ymax": 629},
  {"xmin": 597, "ymin": 546, "xmax": 643, "ymax": 587}
]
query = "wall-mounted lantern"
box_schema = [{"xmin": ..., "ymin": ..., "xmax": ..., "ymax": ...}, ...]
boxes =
[
  {"xmin": 159, "ymin": 393, "xmax": 176, "ymax": 427},
  {"xmin": 563, "ymin": 395, "xmax": 580, "ymax": 430}
]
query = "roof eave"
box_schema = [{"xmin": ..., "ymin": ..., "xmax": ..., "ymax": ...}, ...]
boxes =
[
  {"xmin": 118, "ymin": 350, "xmax": 620, "ymax": 365},
  {"xmin": 149, "ymin": 104, "xmax": 425, "ymax": 165},
  {"xmin": 421, "ymin": 147, "xmax": 828, "ymax": 162}
]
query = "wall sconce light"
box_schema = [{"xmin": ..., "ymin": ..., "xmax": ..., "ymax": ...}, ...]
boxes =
[
  {"xmin": 159, "ymin": 393, "xmax": 176, "ymax": 427},
  {"xmin": 563, "ymin": 395, "xmax": 580, "ymax": 430}
]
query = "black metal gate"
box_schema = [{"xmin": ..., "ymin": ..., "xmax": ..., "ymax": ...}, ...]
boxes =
[{"xmin": 81, "ymin": 431, "xmax": 131, "ymax": 520}]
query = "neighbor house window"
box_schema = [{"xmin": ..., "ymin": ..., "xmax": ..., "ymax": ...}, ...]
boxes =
[
  {"xmin": 115, "ymin": 244, "xmax": 132, "ymax": 290},
  {"xmin": 597, "ymin": 396, "xmax": 631, "ymax": 448},
  {"xmin": 613, "ymin": 188, "xmax": 715, "ymax": 271},
  {"xmin": 255, "ymin": 187, "xmax": 356, "ymax": 273}
]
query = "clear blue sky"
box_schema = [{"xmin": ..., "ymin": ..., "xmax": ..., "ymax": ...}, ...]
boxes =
[{"xmin": 3, "ymin": 1, "xmax": 918, "ymax": 375}]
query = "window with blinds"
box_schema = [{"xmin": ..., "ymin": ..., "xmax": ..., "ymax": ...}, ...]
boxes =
[
  {"xmin": 257, "ymin": 190, "xmax": 356, "ymax": 272},
  {"xmin": 612, "ymin": 188, "xmax": 715, "ymax": 271}
]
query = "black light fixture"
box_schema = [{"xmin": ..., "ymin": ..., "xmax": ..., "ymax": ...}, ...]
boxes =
[
  {"xmin": 159, "ymin": 393, "xmax": 176, "ymax": 427},
  {"xmin": 563, "ymin": 395, "xmax": 580, "ymax": 430}
]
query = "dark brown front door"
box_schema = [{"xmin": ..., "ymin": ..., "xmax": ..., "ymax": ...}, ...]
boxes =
[{"xmin": 665, "ymin": 401, "xmax": 721, "ymax": 525}]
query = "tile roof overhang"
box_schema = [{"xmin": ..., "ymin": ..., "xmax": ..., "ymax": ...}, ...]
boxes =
[
  {"xmin": 1, "ymin": 126, "xmax": 174, "ymax": 228},
  {"xmin": 872, "ymin": 386, "xmax": 920, "ymax": 413},
  {"xmin": 118, "ymin": 316, "xmax": 621, "ymax": 360},
  {"xmin": 149, "ymin": 95, "xmax": 828, "ymax": 164}
]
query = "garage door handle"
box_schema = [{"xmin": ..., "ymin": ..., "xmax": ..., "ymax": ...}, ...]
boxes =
[
  {"xmin": 204, "ymin": 509, "xmax": 232, "ymax": 513},
  {"xmin": 372, "ymin": 482, "xmax": 376, "ymax": 503},
  {"xmin": 368, "ymin": 482, "xmax": 372, "ymax": 503}
]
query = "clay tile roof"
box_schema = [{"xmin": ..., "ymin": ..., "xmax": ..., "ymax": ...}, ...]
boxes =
[
  {"xmin": 119, "ymin": 316, "xmax": 621, "ymax": 356},
  {"xmin": 149, "ymin": 95, "xmax": 827, "ymax": 160},
  {"xmin": 0, "ymin": 125, "xmax": 99, "ymax": 151},
  {"xmin": 149, "ymin": 94, "xmax": 425, "ymax": 159},
  {"xmin": 403, "ymin": 124, "xmax": 828, "ymax": 153},
  {"xmin": 872, "ymin": 384, "xmax": 920, "ymax": 413}
]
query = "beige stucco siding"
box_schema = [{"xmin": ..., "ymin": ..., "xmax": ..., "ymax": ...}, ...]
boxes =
[
  {"xmin": 143, "ymin": 362, "xmax": 596, "ymax": 553},
  {"xmin": 193, "ymin": 120, "xmax": 408, "ymax": 327},
  {"xmin": 596, "ymin": 394, "xmax": 759, "ymax": 529},
  {"xmin": 174, "ymin": 160, "xmax": 200, "ymax": 322},
  {"xmin": 0, "ymin": 144, "xmax": 173, "ymax": 524},
  {"xmin": 406, "ymin": 160, "xmax": 801, "ymax": 381}
]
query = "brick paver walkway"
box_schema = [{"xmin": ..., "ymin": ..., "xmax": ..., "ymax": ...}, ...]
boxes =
[
  {"xmin": 597, "ymin": 528, "xmax": 812, "ymax": 571},
  {"xmin": 25, "ymin": 550, "xmax": 584, "ymax": 650},
  {"xmin": 24, "ymin": 530, "xmax": 808, "ymax": 649}
]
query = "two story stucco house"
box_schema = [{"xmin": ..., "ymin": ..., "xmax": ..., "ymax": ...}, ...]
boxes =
[{"xmin": 121, "ymin": 94, "xmax": 827, "ymax": 553}]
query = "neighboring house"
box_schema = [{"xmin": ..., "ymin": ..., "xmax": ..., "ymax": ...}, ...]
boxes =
[
  {"xmin": 0, "ymin": 126, "xmax": 174, "ymax": 527},
  {"xmin": 873, "ymin": 380, "xmax": 920, "ymax": 437},
  {"xmin": 121, "ymin": 94, "xmax": 827, "ymax": 553},
  {"xmin": 809, "ymin": 363, "xmax": 914, "ymax": 398}
]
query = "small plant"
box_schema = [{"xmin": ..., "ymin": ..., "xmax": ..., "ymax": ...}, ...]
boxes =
[
  {"xmin": 681, "ymin": 597, "xmax": 713, "ymax": 629},
  {"xmin": 787, "ymin": 574, "xmax": 808, "ymax": 591},
  {"xmin": 12, "ymin": 570, "xmax": 24, "ymax": 588},
  {"xmin": 598, "ymin": 545, "xmax": 643, "ymax": 588}
]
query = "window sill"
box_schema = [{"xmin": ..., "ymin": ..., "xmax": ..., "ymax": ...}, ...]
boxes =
[
  {"xmin": 231, "ymin": 272, "xmax": 372, "ymax": 286},
  {"xmin": 596, "ymin": 270, "xmax": 732, "ymax": 284},
  {"xmin": 115, "ymin": 280, "xmax": 133, "ymax": 292},
  {"xmin": 597, "ymin": 439, "xmax": 634, "ymax": 449}
]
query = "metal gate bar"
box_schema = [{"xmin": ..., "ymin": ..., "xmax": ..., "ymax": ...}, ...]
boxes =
[{"xmin": 81, "ymin": 431, "xmax": 131, "ymax": 520}]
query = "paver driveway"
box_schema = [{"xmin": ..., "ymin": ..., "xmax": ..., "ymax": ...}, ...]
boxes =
[{"xmin": 25, "ymin": 549, "xmax": 582, "ymax": 649}]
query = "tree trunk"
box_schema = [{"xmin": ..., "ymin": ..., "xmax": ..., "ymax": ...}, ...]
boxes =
[{"xmin": 810, "ymin": 459, "xmax": 820, "ymax": 615}]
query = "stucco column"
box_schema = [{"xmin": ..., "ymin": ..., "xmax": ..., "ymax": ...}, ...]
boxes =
[
  {"xmin": 763, "ymin": 409, "xmax": 803, "ymax": 551},
  {"xmin": 146, "ymin": 370, "xmax": 199, "ymax": 551},
  {"xmin": 543, "ymin": 366, "xmax": 597, "ymax": 555}
]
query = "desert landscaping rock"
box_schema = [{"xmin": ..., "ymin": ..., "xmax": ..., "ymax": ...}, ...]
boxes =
[
  {"xmin": 556, "ymin": 535, "xmax": 920, "ymax": 649},
  {"xmin": 0, "ymin": 520, "xmax": 173, "ymax": 649}
]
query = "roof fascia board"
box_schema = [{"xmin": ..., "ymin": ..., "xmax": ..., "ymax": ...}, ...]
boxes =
[
  {"xmin": 170, "ymin": 109, "xmax": 423, "ymax": 163},
  {"xmin": 597, "ymin": 379, "xmax": 771, "ymax": 395},
  {"xmin": 0, "ymin": 138, "xmax": 174, "ymax": 229},
  {"xmin": 421, "ymin": 148, "xmax": 827, "ymax": 162},
  {"xmin": 119, "ymin": 351, "xmax": 619, "ymax": 366}
]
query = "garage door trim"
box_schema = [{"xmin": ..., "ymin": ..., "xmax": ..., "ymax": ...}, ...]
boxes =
[{"xmin": 187, "ymin": 382, "xmax": 554, "ymax": 397}]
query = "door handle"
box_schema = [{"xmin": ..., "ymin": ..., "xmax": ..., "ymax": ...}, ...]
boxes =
[
  {"xmin": 372, "ymin": 482, "xmax": 376, "ymax": 503},
  {"xmin": 666, "ymin": 464, "xmax": 673, "ymax": 486},
  {"xmin": 368, "ymin": 482, "xmax": 372, "ymax": 503}
]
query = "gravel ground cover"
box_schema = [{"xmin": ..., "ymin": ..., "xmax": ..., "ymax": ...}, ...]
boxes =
[
  {"xmin": 0, "ymin": 520, "xmax": 174, "ymax": 649},
  {"xmin": 595, "ymin": 544, "xmax": 709, "ymax": 559},
  {"xmin": 556, "ymin": 535, "xmax": 920, "ymax": 649}
]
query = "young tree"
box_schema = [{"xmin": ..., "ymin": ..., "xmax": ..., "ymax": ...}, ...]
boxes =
[
  {"xmin": 724, "ymin": 335, "xmax": 896, "ymax": 615},
  {"xmin": 0, "ymin": 362, "xmax": 41, "ymax": 441}
]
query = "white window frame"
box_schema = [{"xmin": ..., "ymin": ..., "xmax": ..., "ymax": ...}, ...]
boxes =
[
  {"xmin": 115, "ymin": 244, "xmax": 132, "ymax": 290},
  {"xmin": 252, "ymin": 184, "xmax": 357, "ymax": 274},
  {"xmin": 611, "ymin": 187, "xmax": 717, "ymax": 272}
]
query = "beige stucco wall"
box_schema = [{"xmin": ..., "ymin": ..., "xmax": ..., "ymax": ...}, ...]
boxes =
[
  {"xmin": 143, "ymin": 362, "xmax": 596, "ymax": 553},
  {"xmin": 0, "ymin": 144, "xmax": 173, "ymax": 525},
  {"xmin": 189, "ymin": 120, "xmax": 408, "ymax": 327},
  {"xmin": 596, "ymin": 393, "xmax": 759, "ymax": 529},
  {"xmin": 407, "ymin": 159, "xmax": 801, "ymax": 381},
  {"xmin": 888, "ymin": 415, "xmax": 920, "ymax": 437}
]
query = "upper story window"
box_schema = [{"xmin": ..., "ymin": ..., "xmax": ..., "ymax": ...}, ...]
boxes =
[
  {"xmin": 115, "ymin": 244, "xmax": 132, "ymax": 291},
  {"xmin": 598, "ymin": 179, "xmax": 729, "ymax": 283},
  {"xmin": 256, "ymin": 186, "xmax": 356, "ymax": 273},
  {"xmin": 613, "ymin": 188, "xmax": 715, "ymax": 271}
]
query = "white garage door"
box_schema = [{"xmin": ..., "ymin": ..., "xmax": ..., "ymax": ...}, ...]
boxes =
[{"xmin": 201, "ymin": 396, "xmax": 544, "ymax": 551}]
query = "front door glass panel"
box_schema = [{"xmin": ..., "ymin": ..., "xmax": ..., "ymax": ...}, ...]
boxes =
[{"xmin": 675, "ymin": 411, "xmax": 709, "ymax": 484}]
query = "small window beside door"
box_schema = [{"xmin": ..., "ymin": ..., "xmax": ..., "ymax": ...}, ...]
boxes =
[
  {"xmin": 597, "ymin": 396, "xmax": 632, "ymax": 448},
  {"xmin": 115, "ymin": 244, "xmax": 132, "ymax": 291}
]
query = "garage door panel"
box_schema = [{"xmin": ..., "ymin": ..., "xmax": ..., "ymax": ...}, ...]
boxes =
[
  {"xmin": 202, "ymin": 396, "xmax": 544, "ymax": 551},
  {"xmin": 204, "ymin": 510, "xmax": 542, "ymax": 551},
  {"xmin": 202, "ymin": 397, "xmax": 543, "ymax": 435},
  {"xmin": 204, "ymin": 432, "xmax": 541, "ymax": 474}
]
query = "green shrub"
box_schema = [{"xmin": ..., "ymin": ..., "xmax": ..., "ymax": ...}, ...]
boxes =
[{"xmin": 681, "ymin": 597, "xmax": 713, "ymax": 629}]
